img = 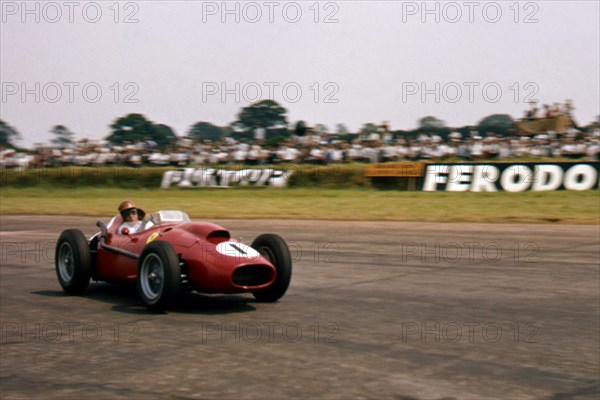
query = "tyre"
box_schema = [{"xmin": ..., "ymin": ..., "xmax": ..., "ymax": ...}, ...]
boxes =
[
  {"xmin": 251, "ymin": 234, "xmax": 292, "ymax": 302},
  {"xmin": 55, "ymin": 229, "xmax": 92, "ymax": 295},
  {"xmin": 137, "ymin": 241, "xmax": 181, "ymax": 312}
]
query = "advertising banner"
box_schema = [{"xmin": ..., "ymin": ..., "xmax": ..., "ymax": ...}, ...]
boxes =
[
  {"xmin": 161, "ymin": 168, "xmax": 291, "ymax": 188},
  {"xmin": 422, "ymin": 162, "xmax": 600, "ymax": 192}
]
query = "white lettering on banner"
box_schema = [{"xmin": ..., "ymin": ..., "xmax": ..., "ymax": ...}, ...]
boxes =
[
  {"xmin": 423, "ymin": 163, "xmax": 600, "ymax": 192},
  {"xmin": 564, "ymin": 164, "xmax": 597, "ymax": 191},
  {"xmin": 422, "ymin": 165, "xmax": 449, "ymax": 191},
  {"xmin": 531, "ymin": 165, "xmax": 562, "ymax": 191},
  {"xmin": 500, "ymin": 165, "xmax": 533, "ymax": 192},
  {"xmin": 471, "ymin": 165, "xmax": 499, "ymax": 192},
  {"xmin": 446, "ymin": 165, "xmax": 472, "ymax": 191},
  {"xmin": 161, "ymin": 168, "xmax": 291, "ymax": 188}
]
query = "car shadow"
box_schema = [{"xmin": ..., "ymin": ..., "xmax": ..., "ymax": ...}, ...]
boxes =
[
  {"xmin": 33, "ymin": 284, "xmax": 257, "ymax": 315},
  {"xmin": 171, "ymin": 292, "xmax": 256, "ymax": 315}
]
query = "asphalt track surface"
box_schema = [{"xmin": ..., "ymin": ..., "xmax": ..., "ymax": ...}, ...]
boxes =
[{"xmin": 1, "ymin": 216, "xmax": 599, "ymax": 400}]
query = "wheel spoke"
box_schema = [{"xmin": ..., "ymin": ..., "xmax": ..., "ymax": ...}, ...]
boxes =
[
  {"xmin": 58, "ymin": 242, "xmax": 74, "ymax": 282},
  {"xmin": 141, "ymin": 254, "xmax": 164, "ymax": 301}
]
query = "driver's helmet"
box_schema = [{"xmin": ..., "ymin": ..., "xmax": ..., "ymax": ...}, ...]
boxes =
[{"xmin": 118, "ymin": 200, "xmax": 145, "ymax": 220}]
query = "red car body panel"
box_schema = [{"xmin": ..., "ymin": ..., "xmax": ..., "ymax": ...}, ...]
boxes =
[{"xmin": 93, "ymin": 214, "xmax": 277, "ymax": 294}]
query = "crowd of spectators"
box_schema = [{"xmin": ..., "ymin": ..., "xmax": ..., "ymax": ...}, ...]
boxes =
[
  {"xmin": 2, "ymin": 127, "xmax": 599, "ymax": 170},
  {"xmin": 523, "ymin": 99, "xmax": 575, "ymax": 120}
]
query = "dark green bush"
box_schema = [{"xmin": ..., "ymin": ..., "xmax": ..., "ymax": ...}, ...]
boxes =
[{"xmin": 0, "ymin": 164, "xmax": 369, "ymax": 189}]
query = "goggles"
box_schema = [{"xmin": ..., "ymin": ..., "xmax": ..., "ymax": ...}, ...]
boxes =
[{"xmin": 120, "ymin": 208, "xmax": 137, "ymax": 218}]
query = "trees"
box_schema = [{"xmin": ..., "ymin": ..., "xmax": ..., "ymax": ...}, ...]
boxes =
[
  {"xmin": 0, "ymin": 119, "xmax": 20, "ymax": 148},
  {"xmin": 335, "ymin": 123, "xmax": 349, "ymax": 135},
  {"xmin": 360, "ymin": 123, "xmax": 379, "ymax": 135},
  {"xmin": 478, "ymin": 114, "xmax": 514, "ymax": 128},
  {"xmin": 478, "ymin": 114, "xmax": 515, "ymax": 135},
  {"xmin": 418, "ymin": 116, "xmax": 446, "ymax": 130},
  {"xmin": 50, "ymin": 125, "xmax": 75, "ymax": 147},
  {"xmin": 188, "ymin": 122, "xmax": 224, "ymax": 142},
  {"xmin": 313, "ymin": 124, "xmax": 329, "ymax": 135},
  {"xmin": 106, "ymin": 113, "xmax": 176, "ymax": 148},
  {"xmin": 235, "ymin": 100, "xmax": 288, "ymax": 135},
  {"xmin": 294, "ymin": 121, "xmax": 308, "ymax": 137},
  {"xmin": 107, "ymin": 113, "xmax": 154, "ymax": 144},
  {"xmin": 154, "ymin": 124, "xmax": 178, "ymax": 145},
  {"xmin": 416, "ymin": 116, "xmax": 451, "ymax": 138}
]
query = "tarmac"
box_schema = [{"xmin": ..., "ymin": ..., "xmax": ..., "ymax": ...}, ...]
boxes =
[{"xmin": 1, "ymin": 216, "xmax": 599, "ymax": 399}]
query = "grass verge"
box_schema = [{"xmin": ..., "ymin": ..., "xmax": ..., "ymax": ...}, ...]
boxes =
[{"xmin": 1, "ymin": 187, "xmax": 598, "ymax": 224}]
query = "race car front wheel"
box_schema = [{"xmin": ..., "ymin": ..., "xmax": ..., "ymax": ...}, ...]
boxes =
[
  {"xmin": 55, "ymin": 229, "xmax": 92, "ymax": 295},
  {"xmin": 251, "ymin": 234, "xmax": 292, "ymax": 302},
  {"xmin": 137, "ymin": 241, "xmax": 182, "ymax": 312}
]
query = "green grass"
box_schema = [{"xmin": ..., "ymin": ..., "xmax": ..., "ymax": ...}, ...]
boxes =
[{"xmin": 1, "ymin": 187, "xmax": 598, "ymax": 224}]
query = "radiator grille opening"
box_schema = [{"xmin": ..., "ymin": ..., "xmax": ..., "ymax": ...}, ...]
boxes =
[{"xmin": 232, "ymin": 265, "xmax": 274, "ymax": 287}]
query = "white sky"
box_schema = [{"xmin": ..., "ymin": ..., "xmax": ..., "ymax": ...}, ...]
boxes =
[{"xmin": 1, "ymin": 0, "xmax": 599, "ymax": 148}]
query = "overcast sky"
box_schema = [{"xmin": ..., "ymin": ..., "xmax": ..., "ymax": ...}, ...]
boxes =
[{"xmin": 1, "ymin": 0, "xmax": 599, "ymax": 148}]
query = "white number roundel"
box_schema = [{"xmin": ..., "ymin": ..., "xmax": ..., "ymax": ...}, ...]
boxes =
[{"xmin": 216, "ymin": 241, "xmax": 260, "ymax": 258}]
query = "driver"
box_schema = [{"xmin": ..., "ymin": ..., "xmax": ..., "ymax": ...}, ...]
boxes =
[{"xmin": 117, "ymin": 200, "xmax": 144, "ymax": 234}]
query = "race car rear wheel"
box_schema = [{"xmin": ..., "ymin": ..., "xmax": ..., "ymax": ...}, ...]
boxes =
[
  {"xmin": 55, "ymin": 229, "xmax": 92, "ymax": 295},
  {"xmin": 251, "ymin": 234, "xmax": 292, "ymax": 302},
  {"xmin": 137, "ymin": 241, "xmax": 181, "ymax": 312}
]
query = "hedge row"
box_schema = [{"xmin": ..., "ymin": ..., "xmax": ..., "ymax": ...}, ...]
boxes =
[
  {"xmin": 2, "ymin": 158, "xmax": 583, "ymax": 189},
  {"xmin": 286, "ymin": 164, "xmax": 366, "ymax": 187},
  {"xmin": 0, "ymin": 164, "xmax": 368, "ymax": 188},
  {"xmin": 0, "ymin": 166, "xmax": 169, "ymax": 188}
]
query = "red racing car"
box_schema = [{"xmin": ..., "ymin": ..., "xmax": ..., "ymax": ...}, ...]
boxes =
[{"xmin": 55, "ymin": 210, "xmax": 292, "ymax": 311}]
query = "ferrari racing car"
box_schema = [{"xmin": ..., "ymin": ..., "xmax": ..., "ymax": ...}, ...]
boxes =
[{"xmin": 55, "ymin": 210, "xmax": 292, "ymax": 311}]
